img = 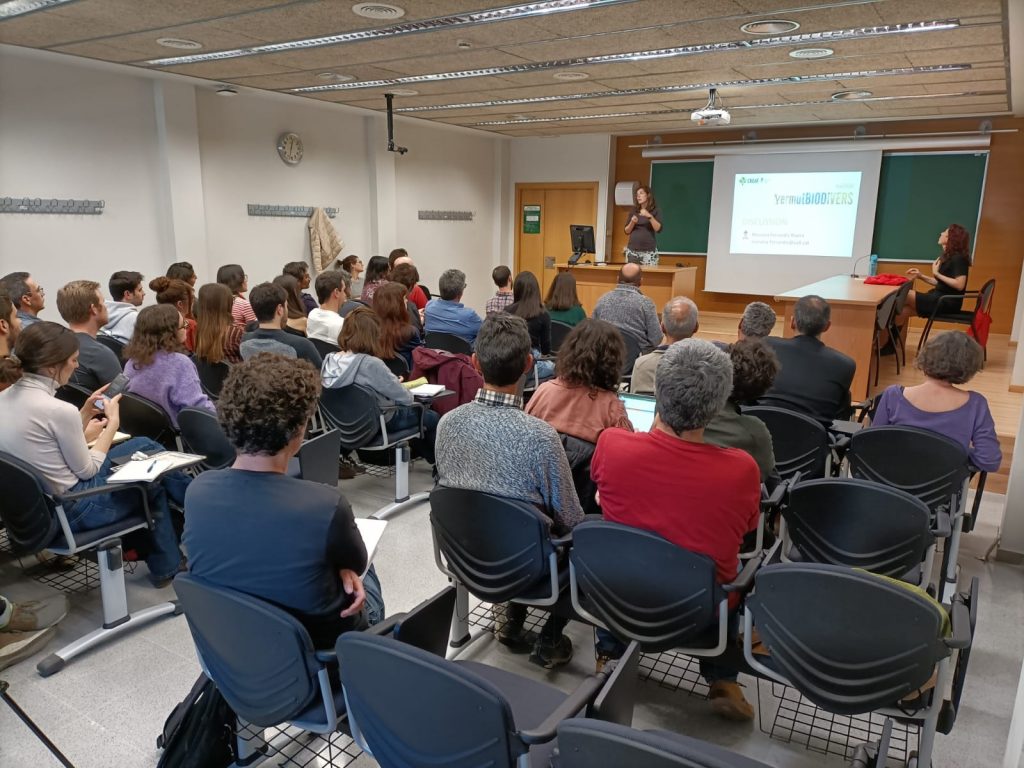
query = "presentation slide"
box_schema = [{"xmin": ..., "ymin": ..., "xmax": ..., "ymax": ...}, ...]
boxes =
[{"xmin": 729, "ymin": 171, "xmax": 862, "ymax": 258}]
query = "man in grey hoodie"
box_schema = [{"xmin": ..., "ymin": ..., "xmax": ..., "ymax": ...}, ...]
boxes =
[{"xmin": 102, "ymin": 270, "xmax": 145, "ymax": 343}]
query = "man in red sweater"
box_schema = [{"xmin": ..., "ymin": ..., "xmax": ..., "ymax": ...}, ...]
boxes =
[{"xmin": 591, "ymin": 338, "xmax": 761, "ymax": 721}]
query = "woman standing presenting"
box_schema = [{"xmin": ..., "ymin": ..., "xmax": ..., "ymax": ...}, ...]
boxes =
[{"xmin": 623, "ymin": 185, "xmax": 663, "ymax": 265}]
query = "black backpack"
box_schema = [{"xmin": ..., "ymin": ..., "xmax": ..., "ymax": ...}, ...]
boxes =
[{"xmin": 157, "ymin": 673, "xmax": 237, "ymax": 768}]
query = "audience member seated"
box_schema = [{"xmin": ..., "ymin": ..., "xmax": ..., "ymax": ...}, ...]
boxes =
[
  {"xmin": 526, "ymin": 319, "xmax": 632, "ymax": 443},
  {"xmin": 0, "ymin": 322, "xmax": 186, "ymax": 587},
  {"xmin": 166, "ymin": 261, "xmax": 197, "ymax": 287},
  {"xmin": 150, "ymin": 276, "xmax": 196, "ymax": 352},
  {"xmin": 0, "ymin": 289, "xmax": 21, "ymax": 391},
  {"xmin": 435, "ymin": 314, "xmax": 583, "ymax": 668},
  {"xmin": 871, "ymin": 331, "xmax": 1001, "ymax": 471},
  {"xmin": 374, "ymin": 282, "xmax": 422, "ymax": 370},
  {"xmin": 272, "ymin": 274, "xmax": 309, "ymax": 335},
  {"xmin": 359, "ymin": 255, "xmax": 390, "ymax": 304},
  {"xmin": 545, "ymin": 271, "xmax": 586, "ymax": 327},
  {"xmin": 282, "ymin": 261, "xmax": 318, "ymax": 315},
  {"xmin": 704, "ymin": 340, "xmax": 781, "ymax": 483},
  {"xmin": 124, "ymin": 305, "xmax": 215, "ymax": 428},
  {"xmin": 216, "ymin": 263, "xmax": 256, "ymax": 328},
  {"xmin": 307, "ymin": 269, "xmax": 348, "ymax": 347},
  {"xmin": 1, "ymin": 272, "xmax": 45, "ymax": 328},
  {"xmin": 738, "ymin": 301, "xmax": 777, "ymax": 341},
  {"xmin": 56, "ymin": 280, "xmax": 121, "ymax": 391},
  {"xmin": 389, "ymin": 263, "xmax": 424, "ymax": 334},
  {"xmin": 630, "ymin": 296, "xmax": 699, "ymax": 395},
  {"xmin": 506, "ymin": 271, "xmax": 554, "ymax": 380},
  {"xmin": 322, "ymin": 307, "xmax": 438, "ymax": 464},
  {"xmin": 183, "ymin": 353, "xmax": 384, "ymax": 647},
  {"xmin": 241, "ymin": 282, "xmax": 323, "ymax": 367},
  {"xmin": 592, "ymin": 263, "xmax": 661, "ymax": 351},
  {"xmin": 388, "ymin": 248, "xmax": 429, "ymax": 311},
  {"xmin": 591, "ymin": 340, "xmax": 761, "ymax": 720},
  {"xmin": 102, "ymin": 271, "xmax": 145, "ymax": 343},
  {"xmin": 760, "ymin": 295, "xmax": 856, "ymax": 424},
  {"xmin": 340, "ymin": 254, "xmax": 364, "ymax": 297},
  {"xmin": 194, "ymin": 283, "xmax": 243, "ymax": 365},
  {"xmin": 424, "ymin": 269, "xmax": 482, "ymax": 347},
  {"xmin": 485, "ymin": 265, "xmax": 514, "ymax": 315}
]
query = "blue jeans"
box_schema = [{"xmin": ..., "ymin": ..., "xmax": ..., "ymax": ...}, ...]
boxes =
[
  {"xmin": 363, "ymin": 564, "xmax": 386, "ymax": 627},
  {"xmin": 64, "ymin": 437, "xmax": 186, "ymax": 585},
  {"xmin": 532, "ymin": 350, "xmax": 555, "ymax": 382},
  {"xmin": 387, "ymin": 406, "xmax": 440, "ymax": 465}
]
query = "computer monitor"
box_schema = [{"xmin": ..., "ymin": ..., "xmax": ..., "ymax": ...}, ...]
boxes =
[
  {"xmin": 569, "ymin": 225, "xmax": 596, "ymax": 263},
  {"xmin": 619, "ymin": 393, "xmax": 656, "ymax": 433}
]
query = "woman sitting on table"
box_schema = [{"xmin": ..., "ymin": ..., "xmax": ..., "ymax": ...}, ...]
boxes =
[
  {"xmin": 124, "ymin": 305, "xmax": 215, "ymax": 427},
  {"xmin": 544, "ymin": 272, "xmax": 586, "ymax": 328},
  {"xmin": 870, "ymin": 331, "xmax": 1001, "ymax": 472},
  {"xmin": 623, "ymin": 184, "xmax": 663, "ymax": 266},
  {"xmin": 0, "ymin": 322, "xmax": 186, "ymax": 587},
  {"xmin": 900, "ymin": 224, "xmax": 972, "ymax": 325},
  {"xmin": 321, "ymin": 307, "xmax": 438, "ymax": 464}
]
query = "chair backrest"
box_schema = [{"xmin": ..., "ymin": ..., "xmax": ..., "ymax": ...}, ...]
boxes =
[
  {"xmin": 296, "ymin": 429, "xmax": 342, "ymax": 486},
  {"xmin": 424, "ymin": 332, "xmax": 472, "ymax": 355},
  {"xmin": 174, "ymin": 573, "xmax": 323, "ymax": 728},
  {"xmin": 557, "ymin": 719, "xmax": 774, "ymax": 768},
  {"xmin": 0, "ymin": 452, "xmax": 59, "ymax": 555},
  {"xmin": 177, "ymin": 407, "xmax": 236, "ymax": 471},
  {"xmin": 383, "ymin": 355, "xmax": 410, "ymax": 379},
  {"xmin": 319, "ymin": 385, "xmax": 384, "ymax": 453},
  {"xmin": 976, "ymin": 278, "xmax": 996, "ymax": 315},
  {"xmin": 747, "ymin": 563, "xmax": 949, "ymax": 715},
  {"xmin": 309, "ymin": 337, "xmax": 339, "ymax": 359},
  {"xmin": 618, "ymin": 330, "xmax": 642, "ymax": 377},
  {"xmin": 193, "ymin": 358, "xmax": 231, "ymax": 399},
  {"xmin": 119, "ymin": 392, "xmax": 178, "ymax": 449},
  {"xmin": 338, "ymin": 632, "xmax": 520, "ymax": 768},
  {"xmin": 847, "ymin": 426, "xmax": 969, "ymax": 515},
  {"xmin": 550, "ymin": 320, "xmax": 574, "ymax": 352},
  {"xmin": 55, "ymin": 383, "xmax": 92, "ymax": 409},
  {"xmin": 783, "ymin": 478, "xmax": 932, "ymax": 578},
  {"xmin": 569, "ymin": 520, "xmax": 722, "ymax": 653},
  {"xmin": 743, "ymin": 406, "xmax": 829, "ymax": 479},
  {"xmin": 96, "ymin": 334, "xmax": 126, "ymax": 367},
  {"xmin": 429, "ymin": 486, "xmax": 555, "ymax": 603},
  {"xmin": 892, "ymin": 280, "xmax": 913, "ymax": 315},
  {"xmin": 875, "ymin": 292, "xmax": 898, "ymax": 331}
]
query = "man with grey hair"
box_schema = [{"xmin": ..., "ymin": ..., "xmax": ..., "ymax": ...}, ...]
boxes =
[
  {"xmin": 630, "ymin": 296, "xmax": 699, "ymax": 395},
  {"xmin": 591, "ymin": 339, "xmax": 761, "ymax": 721},
  {"xmin": 739, "ymin": 301, "xmax": 776, "ymax": 340},
  {"xmin": 760, "ymin": 294, "xmax": 856, "ymax": 424},
  {"xmin": 436, "ymin": 314, "xmax": 582, "ymax": 669},
  {"xmin": 592, "ymin": 263, "xmax": 662, "ymax": 351},
  {"xmin": 0, "ymin": 272, "xmax": 45, "ymax": 327},
  {"xmin": 424, "ymin": 268, "xmax": 482, "ymax": 346}
]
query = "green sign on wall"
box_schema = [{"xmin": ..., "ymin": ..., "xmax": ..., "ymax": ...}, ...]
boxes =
[{"xmin": 522, "ymin": 204, "xmax": 541, "ymax": 234}]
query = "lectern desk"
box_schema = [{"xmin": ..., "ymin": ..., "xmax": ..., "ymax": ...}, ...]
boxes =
[{"xmin": 555, "ymin": 264, "xmax": 697, "ymax": 316}]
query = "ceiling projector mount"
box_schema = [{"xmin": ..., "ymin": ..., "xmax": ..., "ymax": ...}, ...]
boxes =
[{"xmin": 691, "ymin": 88, "xmax": 731, "ymax": 126}]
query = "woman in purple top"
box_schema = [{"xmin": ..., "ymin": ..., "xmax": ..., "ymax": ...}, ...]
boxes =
[
  {"xmin": 124, "ymin": 305, "xmax": 215, "ymax": 427},
  {"xmin": 871, "ymin": 331, "xmax": 1001, "ymax": 471}
]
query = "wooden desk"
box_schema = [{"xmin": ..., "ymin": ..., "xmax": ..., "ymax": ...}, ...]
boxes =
[
  {"xmin": 774, "ymin": 275, "xmax": 896, "ymax": 402},
  {"xmin": 555, "ymin": 264, "xmax": 697, "ymax": 315}
]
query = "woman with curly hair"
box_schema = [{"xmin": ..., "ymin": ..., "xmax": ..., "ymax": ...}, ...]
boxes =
[
  {"xmin": 124, "ymin": 304, "xmax": 214, "ymax": 426},
  {"xmin": 194, "ymin": 283, "xmax": 242, "ymax": 364},
  {"xmin": 900, "ymin": 224, "xmax": 972, "ymax": 323},
  {"xmin": 525, "ymin": 318, "xmax": 633, "ymax": 443},
  {"xmin": 373, "ymin": 281, "xmax": 422, "ymax": 368},
  {"xmin": 150, "ymin": 276, "xmax": 196, "ymax": 352},
  {"xmin": 704, "ymin": 339, "xmax": 780, "ymax": 482}
]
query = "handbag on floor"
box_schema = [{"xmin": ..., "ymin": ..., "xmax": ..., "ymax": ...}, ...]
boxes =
[{"xmin": 156, "ymin": 673, "xmax": 236, "ymax": 768}]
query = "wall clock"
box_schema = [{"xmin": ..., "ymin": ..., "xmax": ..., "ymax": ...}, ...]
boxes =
[{"xmin": 277, "ymin": 132, "xmax": 303, "ymax": 165}]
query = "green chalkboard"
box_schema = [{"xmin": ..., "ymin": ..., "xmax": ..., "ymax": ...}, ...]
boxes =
[
  {"xmin": 649, "ymin": 160, "xmax": 714, "ymax": 254},
  {"xmin": 871, "ymin": 152, "xmax": 988, "ymax": 261}
]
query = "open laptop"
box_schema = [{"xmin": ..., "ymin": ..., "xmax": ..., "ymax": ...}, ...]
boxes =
[{"xmin": 619, "ymin": 393, "xmax": 657, "ymax": 433}]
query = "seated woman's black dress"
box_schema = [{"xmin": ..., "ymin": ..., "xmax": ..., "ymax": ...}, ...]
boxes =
[{"xmin": 916, "ymin": 253, "xmax": 970, "ymax": 317}]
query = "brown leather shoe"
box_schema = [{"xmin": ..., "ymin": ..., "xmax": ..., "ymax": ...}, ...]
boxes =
[
  {"xmin": 0, "ymin": 627, "xmax": 57, "ymax": 671},
  {"xmin": 708, "ymin": 681, "xmax": 754, "ymax": 721},
  {"xmin": 6, "ymin": 596, "xmax": 69, "ymax": 632}
]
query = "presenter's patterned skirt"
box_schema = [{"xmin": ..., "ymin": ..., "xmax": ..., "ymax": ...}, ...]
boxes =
[{"xmin": 624, "ymin": 247, "xmax": 659, "ymax": 266}]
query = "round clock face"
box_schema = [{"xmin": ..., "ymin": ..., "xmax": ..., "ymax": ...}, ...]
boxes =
[{"xmin": 277, "ymin": 132, "xmax": 303, "ymax": 165}]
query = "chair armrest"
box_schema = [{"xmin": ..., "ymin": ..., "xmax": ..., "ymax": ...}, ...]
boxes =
[
  {"xmin": 364, "ymin": 614, "xmax": 407, "ymax": 638},
  {"xmin": 550, "ymin": 532, "xmax": 573, "ymax": 549},
  {"xmin": 829, "ymin": 434, "xmax": 851, "ymax": 452},
  {"xmin": 56, "ymin": 482, "xmax": 153, "ymax": 527},
  {"xmin": 520, "ymin": 673, "xmax": 607, "ymax": 745},
  {"xmin": 723, "ymin": 551, "xmax": 763, "ymax": 594},
  {"xmin": 314, "ymin": 649, "xmax": 337, "ymax": 664},
  {"xmin": 929, "ymin": 292, "xmax": 977, "ymax": 319},
  {"xmin": 945, "ymin": 600, "xmax": 972, "ymax": 650},
  {"xmin": 932, "ymin": 508, "xmax": 952, "ymax": 539}
]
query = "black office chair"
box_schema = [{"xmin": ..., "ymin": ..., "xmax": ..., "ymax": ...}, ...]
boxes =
[
  {"xmin": 871, "ymin": 291, "xmax": 899, "ymax": 386},
  {"xmin": 119, "ymin": 392, "xmax": 180, "ymax": 451},
  {"xmin": 294, "ymin": 428, "xmax": 343, "ymax": 486},
  {"xmin": 383, "ymin": 355, "xmax": 410, "ymax": 379},
  {"xmin": 309, "ymin": 337, "xmax": 339, "ymax": 359},
  {"xmin": 743, "ymin": 563, "xmax": 976, "ymax": 768},
  {"xmin": 780, "ymin": 478, "xmax": 939, "ymax": 587},
  {"xmin": 95, "ymin": 333, "xmax": 126, "ymax": 367},
  {"xmin": 337, "ymin": 628, "xmax": 638, "ymax": 768},
  {"xmin": 0, "ymin": 451, "xmax": 179, "ymax": 676},
  {"xmin": 888, "ymin": 280, "xmax": 914, "ymax": 371},
  {"xmin": 193, "ymin": 358, "xmax": 231, "ymax": 399},
  {"xmin": 177, "ymin": 407, "xmax": 235, "ymax": 471},
  {"xmin": 550, "ymin": 320, "xmax": 574, "ymax": 352},
  {"xmin": 55, "ymin": 383, "xmax": 92, "ymax": 409},
  {"xmin": 744, "ymin": 405, "xmax": 831, "ymax": 479},
  {"xmin": 847, "ymin": 426, "xmax": 974, "ymax": 603},
  {"xmin": 424, "ymin": 331, "xmax": 472, "ymax": 355},
  {"xmin": 319, "ymin": 384, "xmax": 428, "ymax": 518},
  {"xmin": 918, "ymin": 278, "xmax": 995, "ymax": 360},
  {"xmin": 618, "ymin": 330, "xmax": 642, "ymax": 390}
]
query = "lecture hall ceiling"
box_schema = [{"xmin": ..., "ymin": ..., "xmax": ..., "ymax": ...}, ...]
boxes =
[{"xmin": 0, "ymin": 0, "xmax": 1013, "ymax": 137}]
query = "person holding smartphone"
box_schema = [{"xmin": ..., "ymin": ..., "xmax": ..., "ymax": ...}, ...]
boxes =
[
  {"xmin": 0, "ymin": 322, "xmax": 186, "ymax": 587},
  {"xmin": 623, "ymin": 185, "xmax": 663, "ymax": 266}
]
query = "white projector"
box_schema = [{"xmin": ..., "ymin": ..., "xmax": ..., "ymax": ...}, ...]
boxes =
[{"xmin": 690, "ymin": 108, "xmax": 731, "ymax": 126}]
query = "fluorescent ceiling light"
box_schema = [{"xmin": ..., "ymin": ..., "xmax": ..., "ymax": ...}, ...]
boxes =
[
  {"xmin": 291, "ymin": 19, "xmax": 961, "ymax": 93},
  {"xmin": 142, "ymin": 0, "xmax": 634, "ymax": 67},
  {"xmin": 394, "ymin": 64, "xmax": 970, "ymax": 112},
  {"xmin": 0, "ymin": 0, "xmax": 76, "ymax": 18}
]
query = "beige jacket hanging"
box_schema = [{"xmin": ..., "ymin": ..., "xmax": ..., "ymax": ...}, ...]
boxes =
[{"xmin": 308, "ymin": 207, "xmax": 343, "ymax": 273}]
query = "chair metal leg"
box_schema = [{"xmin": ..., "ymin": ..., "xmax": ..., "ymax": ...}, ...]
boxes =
[
  {"xmin": 371, "ymin": 443, "xmax": 430, "ymax": 520},
  {"xmin": 940, "ymin": 519, "xmax": 963, "ymax": 605},
  {"xmin": 449, "ymin": 580, "xmax": 471, "ymax": 649}
]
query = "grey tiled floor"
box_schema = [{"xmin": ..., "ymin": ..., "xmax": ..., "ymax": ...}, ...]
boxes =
[{"xmin": 2, "ymin": 463, "xmax": 1022, "ymax": 767}]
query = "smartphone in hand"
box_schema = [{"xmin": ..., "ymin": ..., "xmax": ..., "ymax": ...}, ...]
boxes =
[{"xmin": 96, "ymin": 373, "xmax": 129, "ymax": 410}]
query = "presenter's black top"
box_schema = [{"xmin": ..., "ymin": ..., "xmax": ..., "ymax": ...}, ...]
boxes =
[
  {"xmin": 183, "ymin": 468, "xmax": 368, "ymax": 648},
  {"xmin": 916, "ymin": 253, "xmax": 970, "ymax": 316},
  {"xmin": 627, "ymin": 206, "xmax": 662, "ymax": 252}
]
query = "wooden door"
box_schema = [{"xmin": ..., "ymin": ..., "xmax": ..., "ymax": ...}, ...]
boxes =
[{"xmin": 514, "ymin": 183, "xmax": 598, "ymax": 295}]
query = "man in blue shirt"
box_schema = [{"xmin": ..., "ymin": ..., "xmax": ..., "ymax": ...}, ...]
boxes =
[{"xmin": 424, "ymin": 269, "xmax": 482, "ymax": 346}]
